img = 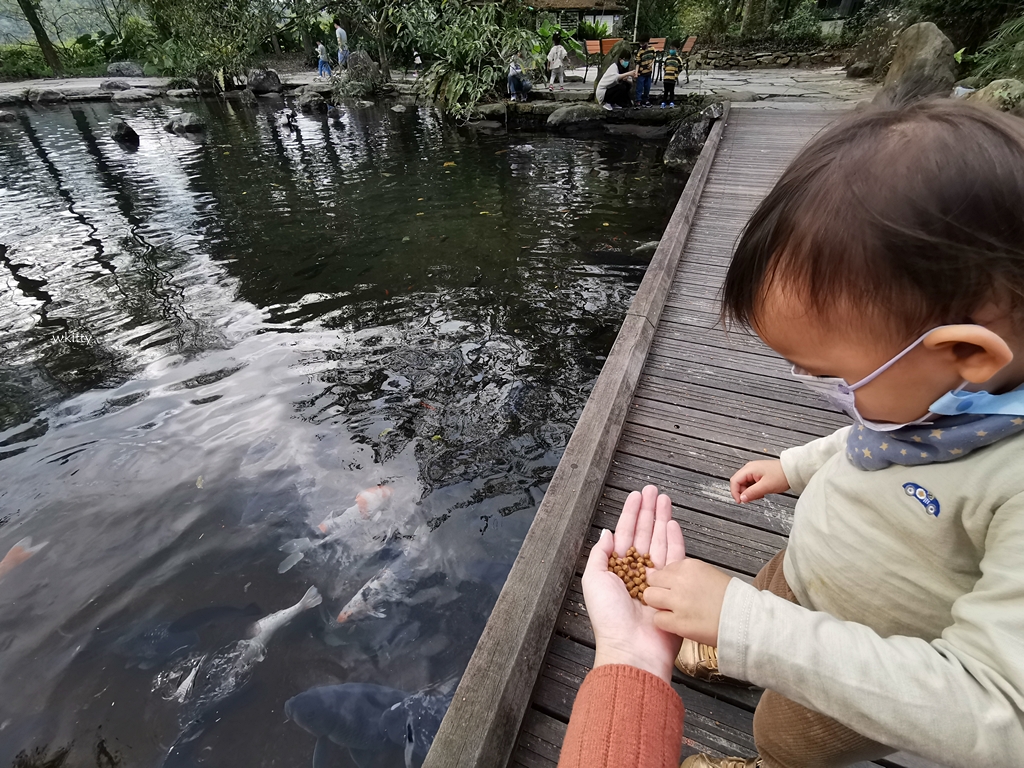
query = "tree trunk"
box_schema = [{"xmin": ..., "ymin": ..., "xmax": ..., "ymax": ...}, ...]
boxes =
[
  {"xmin": 300, "ymin": 27, "xmax": 314, "ymax": 59},
  {"xmin": 376, "ymin": 30, "xmax": 390, "ymax": 82},
  {"xmin": 270, "ymin": 33, "xmax": 282, "ymax": 56},
  {"xmin": 15, "ymin": 0, "xmax": 63, "ymax": 75},
  {"xmin": 739, "ymin": 0, "xmax": 767, "ymax": 37},
  {"xmin": 728, "ymin": 0, "xmax": 744, "ymax": 24}
]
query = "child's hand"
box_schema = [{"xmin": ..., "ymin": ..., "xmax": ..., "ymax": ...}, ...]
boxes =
[
  {"xmin": 644, "ymin": 559, "xmax": 733, "ymax": 646},
  {"xmin": 582, "ymin": 485, "xmax": 685, "ymax": 683},
  {"xmin": 729, "ymin": 459, "xmax": 790, "ymax": 503}
]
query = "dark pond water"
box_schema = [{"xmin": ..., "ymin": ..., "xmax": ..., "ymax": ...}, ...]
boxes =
[{"xmin": 0, "ymin": 97, "xmax": 682, "ymax": 768}]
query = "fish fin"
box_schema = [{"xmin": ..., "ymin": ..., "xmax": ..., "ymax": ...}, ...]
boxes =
[
  {"xmin": 278, "ymin": 551, "xmax": 306, "ymax": 573},
  {"xmin": 369, "ymin": 610, "xmax": 386, "ymax": 619},
  {"xmin": 14, "ymin": 537, "xmax": 48, "ymax": 555},
  {"xmin": 299, "ymin": 585, "xmax": 323, "ymax": 610},
  {"xmin": 280, "ymin": 537, "xmax": 312, "ymax": 554},
  {"xmin": 312, "ymin": 736, "xmax": 345, "ymax": 768}
]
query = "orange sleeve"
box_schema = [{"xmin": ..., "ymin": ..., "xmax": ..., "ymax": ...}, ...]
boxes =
[{"xmin": 557, "ymin": 664, "xmax": 685, "ymax": 768}]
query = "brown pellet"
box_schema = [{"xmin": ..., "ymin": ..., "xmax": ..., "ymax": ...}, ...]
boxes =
[{"xmin": 608, "ymin": 549, "xmax": 654, "ymax": 604}]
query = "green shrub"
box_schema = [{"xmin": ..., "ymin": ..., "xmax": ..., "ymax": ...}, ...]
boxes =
[
  {"xmin": 117, "ymin": 16, "xmax": 159, "ymax": 61},
  {"xmin": 0, "ymin": 45, "xmax": 51, "ymax": 79},
  {"xmin": 578, "ymin": 19, "xmax": 610, "ymax": 39},
  {"xmin": 909, "ymin": 0, "xmax": 1019, "ymax": 53},
  {"xmin": 973, "ymin": 13, "xmax": 1024, "ymax": 82},
  {"xmin": 765, "ymin": 0, "xmax": 823, "ymax": 47},
  {"xmin": 62, "ymin": 39, "xmax": 108, "ymax": 69}
]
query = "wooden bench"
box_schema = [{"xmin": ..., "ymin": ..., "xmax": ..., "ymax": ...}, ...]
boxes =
[
  {"xmin": 600, "ymin": 37, "xmax": 623, "ymax": 55},
  {"xmin": 583, "ymin": 39, "xmax": 601, "ymax": 82},
  {"xmin": 681, "ymin": 34, "xmax": 698, "ymax": 83}
]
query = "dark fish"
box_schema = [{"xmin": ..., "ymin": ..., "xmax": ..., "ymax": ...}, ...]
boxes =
[{"xmin": 285, "ymin": 683, "xmax": 453, "ymax": 768}]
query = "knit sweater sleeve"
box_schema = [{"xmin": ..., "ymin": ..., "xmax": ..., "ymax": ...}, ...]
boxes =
[
  {"xmin": 558, "ymin": 664, "xmax": 685, "ymax": 768},
  {"xmin": 718, "ymin": 493, "xmax": 1024, "ymax": 765},
  {"xmin": 779, "ymin": 426, "xmax": 851, "ymax": 494}
]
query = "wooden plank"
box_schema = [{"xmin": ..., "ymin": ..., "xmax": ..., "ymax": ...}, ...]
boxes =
[{"xmin": 423, "ymin": 104, "xmax": 733, "ymax": 768}]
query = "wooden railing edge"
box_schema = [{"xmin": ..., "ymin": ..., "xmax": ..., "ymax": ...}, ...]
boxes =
[{"xmin": 422, "ymin": 102, "xmax": 732, "ymax": 768}]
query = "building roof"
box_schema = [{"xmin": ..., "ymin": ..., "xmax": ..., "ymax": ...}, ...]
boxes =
[{"xmin": 530, "ymin": 0, "xmax": 624, "ymax": 11}]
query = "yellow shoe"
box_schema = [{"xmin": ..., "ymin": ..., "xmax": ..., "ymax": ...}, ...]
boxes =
[
  {"xmin": 680, "ymin": 754, "xmax": 761, "ymax": 768},
  {"xmin": 675, "ymin": 638, "xmax": 739, "ymax": 683}
]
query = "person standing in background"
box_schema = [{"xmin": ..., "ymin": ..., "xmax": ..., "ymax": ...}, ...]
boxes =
[
  {"xmin": 334, "ymin": 19, "xmax": 348, "ymax": 67},
  {"xmin": 661, "ymin": 43, "xmax": 683, "ymax": 107},
  {"xmin": 547, "ymin": 33, "xmax": 568, "ymax": 92},
  {"xmin": 635, "ymin": 37, "xmax": 656, "ymax": 107}
]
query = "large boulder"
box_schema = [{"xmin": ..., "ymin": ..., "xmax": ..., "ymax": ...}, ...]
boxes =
[
  {"xmin": 346, "ymin": 51, "xmax": 381, "ymax": 89},
  {"xmin": 167, "ymin": 88, "xmax": 199, "ymax": 99},
  {"xmin": 27, "ymin": 89, "xmax": 66, "ymax": 104},
  {"xmin": 112, "ymin": 88, "xmax": 159, "ymax": 102},
  {"xmin": 876, "ymin": 22, "xmax": 956, "ymax": 104},
  {"xmin": 109, "ymin": 119, "xmax": 139, "ymax": 145},
  {"xmin": 221, "ymin": 88, "xmax": 258, "ymax": 107},
  {"xmin": 101, "ymin": 79, "xmax": 133, "ymax": 91},
  {"xmin": 849, "ymin": 9, "xmax": 913, "ymax": 80},
  {"xmin": 164, "ymin": 112, "xmax": 205, "ymax": 134},
  {"xmin": 247, "ymin": 68, "xmax": 283, "ymax": 94},
  {"xmin": 593, "ymin": 40, "xmax": 633, "ymax": 98},
  {"xmin": 547, "ymin": 103, "xmax": 606, "ymax": 131},
  {"xmin": 664, "ymin": 104, "xmax": 720, "ymax": 174},
  {"xmin": 0, "ymin": 92, "xmax": 26, "ymax": 105},
  {"xmin": 846, "ymin": 61, "xmax": 874, "ymax": 79},
  {"xmin": 966, "ymin": 79, "xmax": 1024, "ymax": 117},
  {"xmin": 0, "ymin": 110, "xmax": 16, "ymax": 123},
  {"xmin": 107, "ymin": 61, "xmax": 144, "ymax": 77},
  {"xmin": 298, "ymin": 90, "xmax": 327, "ymax": 113}
]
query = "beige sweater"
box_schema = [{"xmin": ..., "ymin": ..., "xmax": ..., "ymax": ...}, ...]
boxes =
[{"xmin": 718, "ymin": 426, "xmax": 1024, "ymax": 767}]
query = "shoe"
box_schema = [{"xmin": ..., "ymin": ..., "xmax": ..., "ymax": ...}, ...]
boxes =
[
  {"xmin": 680, "ymin": 755, "xmax": 761, "ymax": 768},
  {"xmin": 548, "ymin": 85, "xmax": 554, "ymax": 91},
  {"xmin": 559, "ymin": 86, "xmax": 565, "ymax": 91},
  {"xmin": 675, "ymin": 639, "xmax": 746, "ymax": 684},
  {"xmin": 669, "ymin": 101, "xmax": 675, "ymax": 107},
  {"xmin": 602, "ymin": 102, "xmax": 614, "ymax": 111}
]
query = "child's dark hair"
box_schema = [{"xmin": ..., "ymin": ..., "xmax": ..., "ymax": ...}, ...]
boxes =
[{"xmin": 722, "ymin": 100, "xmax": 1024, "ymax": 341}]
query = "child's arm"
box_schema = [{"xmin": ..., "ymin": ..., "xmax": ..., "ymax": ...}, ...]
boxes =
[
  {"xmin": 648, "ymin": 492, "xmax": 1024, "ymax": 765},
  {"xmin": 780, "ymin": 425, "xmax": 851, "ymax": 494},
  {"xmin": 559, "ymin": 487, "xmax": 686, "ymax": 768}
]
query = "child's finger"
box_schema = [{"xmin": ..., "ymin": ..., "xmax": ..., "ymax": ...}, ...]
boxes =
[
  {"xmin": 631, "ymin": 485, "xmax": 659, "ymax": 555},
  {"xmin": 666, "ymin": 520, "xmax": 685, "ymax": 564},
  {"xmin": 649, "ymin": 493, "xmax": 673, "ymax": 568},
  {"xmin": 640, "ymin": 584, "xmax": 670, "ymax": 610},
  {"xmin": 739, "ymin": 477, "xmax": 769, "ymax": 503},
  {"xmin": 614, "ymin": 491, "xmax": 642, "ymax": 556}
]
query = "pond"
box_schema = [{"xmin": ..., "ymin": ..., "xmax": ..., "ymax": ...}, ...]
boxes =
[{"xmin": 0, "ymin": 97, "xmax": 682, "ymax": 768}]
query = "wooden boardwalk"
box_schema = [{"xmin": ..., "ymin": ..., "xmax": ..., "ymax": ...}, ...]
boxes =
[{"xmin": 424, "ymin": 104, "xmax": 940, "ymax": 768}]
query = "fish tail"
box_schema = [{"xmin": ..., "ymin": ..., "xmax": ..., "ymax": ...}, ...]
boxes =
[
  {"xmin": 299, "ymin": 585, "xmax": 322, "ymax": 610},
  {"xmin": 15, "ymin": 537, "xmax": 48, "ymax": 555}
]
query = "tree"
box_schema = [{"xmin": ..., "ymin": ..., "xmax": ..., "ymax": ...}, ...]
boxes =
[
  {"xmin": 14, "ymin": 0, "xmax": 63, "ymax": 73},
  {"xmin": 336, "ymin": 0, "xmax": 401, "ymax": 81}
]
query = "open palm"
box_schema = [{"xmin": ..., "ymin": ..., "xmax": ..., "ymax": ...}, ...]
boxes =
[{"xmin": 582, "ymin": 485, "xmax": 685, "ymax": 682}]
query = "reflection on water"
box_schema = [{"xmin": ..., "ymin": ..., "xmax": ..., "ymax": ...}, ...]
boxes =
[{"xmin": 0, "ymin": 98, "xmax": 681, "ymax": 767}]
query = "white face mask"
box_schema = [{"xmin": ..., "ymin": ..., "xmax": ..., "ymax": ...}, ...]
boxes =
[{"xmin": 790, "ymin": 326, "xmax": 966, "ymax": 432}]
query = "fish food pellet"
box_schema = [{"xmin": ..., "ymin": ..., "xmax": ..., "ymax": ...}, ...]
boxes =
[{"xmin": 607, "ymin": 546, "xmax": 654, "ymax": 605}]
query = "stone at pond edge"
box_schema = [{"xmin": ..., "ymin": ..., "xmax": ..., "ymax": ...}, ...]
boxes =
[
  {"xmin": 298, "ymin": 91, "xmax": 327, "ymax": 113},
  {"xmin": 631, "ymin": 241, "xmax": 660, "ymax": 258},
  {"xmin": 112, "ymin": 88, "xmax": 159, "ymax": 102},
  {"xmin": 109, "ymin": 119, "xmax": 139, "ymax": 145},
  {"xmin": 347, "ymin": 51, "xmax": 382, "ymax": 88},
  {"xmin": 0, "ymin": 110, "xmax": 16, "ymax": 123},
  {"xmin": 706, "ymin": 89, "xmax": 758, "ymax": 103},
  {"xmin": 966, "ymin": 79, "xmax": 1024, "ymax": 117},
  {"xmin": 547, "ymin": 103, "xmax": 606, "ymax": 130},
  {"xmin": 391, "ymin": 104, "xmax": 407, "ymax": 113},
  {"xmin": 247, "ymin": 68, "xmax": 283, "ymax": 94},
  {"xmin": 107, "ymin": 61, "xmax": 144, "ymax": 77},
  {"xmin": 846, "ymin": 61, "xmax": 873, "ymax": 79},
  {"xmin": 167, "ymin": 89, "xmax": 199, "ymax": 99},
  {"xmin": 101, "ymin": 79, "xmax": 133, "ymax": 91},
  {"xmin": 0, "ymin": 92, "xmax": 26, "ymax": 106},
  {"xmin": 221, "ymin": 89, "xmax": 258, "ymax": 107},
  {"xmin": 164, "ymin": 112, "xmax": 205, "ymax": 134},
  {"xmin": 27, "ymin": 89, "xmax": 66, "ymax": 104},
  {"xmin": 664, "ymin": 105, "xmax": 718, "ymax": 174},
  {"xmin": 876, "ymin": 22, "xmax": 955, "ymax": 104},
  {"xmin": 67, "ymin": 90, "xmax": 113, "ymax": 102}
]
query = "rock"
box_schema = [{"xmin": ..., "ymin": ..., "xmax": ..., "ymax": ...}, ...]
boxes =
[
  {"xmin": 107, "ymin": 61, "xmax": 144, "ymax": 77},
  {"xmin": 298, "ymin": 91, "xmax": 327, "ymax": 112},
  {"xmin": 664, "ymin": 105, "xmax": 718, "ymax": 173},
  {"xmin": 327, "ymin": 105, "xmax": 343, "ymax": 121},
  {"xmin": 167, "ymin": 89, "xmax": 198, "ymax": 99},
  {"xmin": 0, "ymin": 110, "xmax": 16, "ymax": 123},
  {"xmin": 336, "ymin": 79, "xmax": 372, "ymax": 99},
  {"xmin": 27, "ymin": 89, "xmax": 66, "ymax": 104},
  {"xmin": 546, "ymin": 103, "xmax": 606, "ymax": 130},
  {"xmin": 390, "ymin": 104, "xmax": 407, "ymax": 113},
  {"xmin": 876, "ymin": 22, "xmax": 955, "ymax": 104},
  {"xmin": 109, "ymin": 119, "xmax": 139, "ymax": 145},
  {"xmin": 739, "ymin": 59, "xmax": 757, "ymax": 67},
  {"xmin": 777, "ymin": 56, "xmax": 792, "ymax": 66},
  {"xmin": 851, "ymin": 8, "xmax": 910, "ymax": 81},
  {"xmin": 67, "ymin": 90, "xmax": 113, "ymax": 102},
  {"xmin": 354, "ymin": 100, "xmax": 375, "ymax": 109},
  {"xmin": 347, "ymin": 51, "xmax": 381, "ymax": 89},
  {"xmin": 112, "ymin": 88, "xmax": 158, "ymax": 102},
  {"xmin": 474, "ymin": 103, "xmax": 507, "ymax": 120},
  {"xmin": 966, "ymin": 79, "xmax": 1024, "ymax": 117},
  {"xmin": 712, "ymin": 89, "xmax": 759, "ymax": 102},
  {"xmin": 164, "ymin": 112, "xmax": 205, "ymax": 134},
  {"xmin": 631, "ymin": 241, "xmax": 660, "ymax": 257},
  {"xmin": 101, "ymin": 79, "xmax": 133, "ymax": 91},
  {"xmin": 0, "ymin": 92, "xmax": 26, "ymax": 105},
  {"xmin": 221, "ymin": 88, "xmax": 258, "ymax": 107},
  {"xmin": 301, "ymin": 80, "xmax": 336, "ymax": 96},
  {"xmin": 247, "ymin": 68, "xmax": 282, "ymax": 94},
  {"xmin": 846, "ymin": 60, "xmax": 874, "ymax": 78}
]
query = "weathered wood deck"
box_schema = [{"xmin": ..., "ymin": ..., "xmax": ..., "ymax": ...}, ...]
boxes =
[{"xmin": 424, "ymin": 104, "xmax": 942, "ymax": 768}]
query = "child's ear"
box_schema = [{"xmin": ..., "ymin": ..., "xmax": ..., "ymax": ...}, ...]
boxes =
[{"xmin": 924, "ymin": 325, "xmax": 1013, "ymax": 384}]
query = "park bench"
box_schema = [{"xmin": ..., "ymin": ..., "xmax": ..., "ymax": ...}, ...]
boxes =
[
  {"xmin": 681, "ymin": 34, "xmax": 698, "ymax": 83},
  {"xmin": 650, "ymin": 37, "xmax": 667, "ymax": 81},
  {"xmin": 583, "ymin": 39, "xmax": 601, "ymax": 81}
]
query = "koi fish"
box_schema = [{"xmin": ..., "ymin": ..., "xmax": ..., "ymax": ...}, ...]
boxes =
[{"xmin": 0, "ymin": 537, "xmax": 48, "ymax": 581}]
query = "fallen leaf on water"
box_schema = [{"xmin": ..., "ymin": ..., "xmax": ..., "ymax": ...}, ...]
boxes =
[
  {"xmin": 382, "ymin": 172, "xmax": 394, "ymax": 177},
  {"xmin": 380, "ymin": 428, "xmax": 393, "ymax": 437},
  {"xmin": 417, "ymin": 212, "xmax": 425, "ymax": 216},
  {"xmin": 495, "ymin": 150, "xmax": 508, "ymax": 155},
  {"xmin": 402, "ymin": 236, "xmax": 411, "ymax": 242},
  {"xmin": 418, "ymin": 197, "xmax": 424, "ymax": 201},
  {"xmin": 196, "ymin": 476, "xmax": 204, "ymax": 489},
  {"xmin": 443, "ymin": 161, "xmax": 456, "ymax": 167},
  {"xmin": 432, "ymin": 435, "xmax": 442, "ymax": 441},
  {"xmin": 602, "ymin": 222, "xmax": 610, "ymax": 226},
  {"xmin": 480, "ymin": 211, "xmax": 490, "ymax": 215}
]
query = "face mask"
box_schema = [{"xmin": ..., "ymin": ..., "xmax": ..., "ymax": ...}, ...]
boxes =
[
  {"xmin": 669, "ymin": 49, "xmax": 677, "ymax": 55},
  {"xmin": 621, "ymin": 60, "xmax": 630, "ymax": 68},
  {"xmin": 790, "ymin": 326, "xmax": 967, "ymax": 432}
]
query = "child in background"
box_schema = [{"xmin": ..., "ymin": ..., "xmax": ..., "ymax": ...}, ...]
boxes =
[
  {"xmin": 635, "ymin": 38, "xmax": 656, "ymax": 106},
  {"xmin": 547, "ymin": 33, "xmax": 569, "ymax": 91},
  {"xmin": 661, "ymin": 43, "xmax": 682, "ymax": 107},
  {"xmin": 640, "ymin": 98, "xmax": 1024, "ymax": 768},
  {"xmin": 413, "ymin": 50, "xmax": 422, "ymax": 77},
  {"xmin": 316, "ymin": 41, "xmax": 332, "ymax": 79}
]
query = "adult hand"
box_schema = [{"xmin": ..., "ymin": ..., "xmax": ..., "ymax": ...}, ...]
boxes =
[
  {"xmin": 729, "ymin": 459, "xmax": 790, "ymax": 503},
  {"xmin": 644, "ymin": 558, "xmax": 733, "ymax": 647},
  {"xmin": 582, "ymin": 485, "xmax": 685, "ymax": 683}
]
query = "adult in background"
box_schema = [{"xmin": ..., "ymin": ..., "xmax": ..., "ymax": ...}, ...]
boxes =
[
  {"xmin": 334, "ymin": 19, "xmax": 348, "ymax": 67},
  {"xmin": 508, "ymin": 54, "xmax": 531, "ymax": 102},
  {"xmin": 595, "ymin": 51, "xmax": 636, "ymax": 111},
  {"xmin": 547, "ymin": 33, "xmax": 568, "ymax": 92}
]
